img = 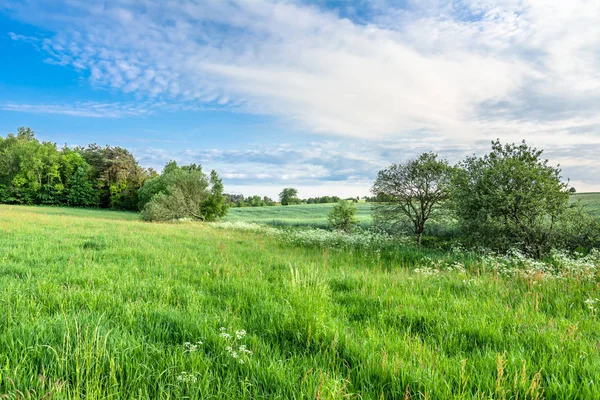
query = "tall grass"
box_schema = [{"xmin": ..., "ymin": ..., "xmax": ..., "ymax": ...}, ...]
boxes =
[{"xmin": 0, "ymin": 205, "xmax": 599, "ymax": 399}]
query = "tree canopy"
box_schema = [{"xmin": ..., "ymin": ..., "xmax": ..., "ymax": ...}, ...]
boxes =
[
  {"xmin": 371, "ymin": 152, "xmax": 453, "ymax": 245},
  {"xmin": 139, "ymin": 161, "xmax": 228, "ymax": 222},
  {"xmin": 0, "ymin": 127, "xmax": 228, "ymax": 222},
  {"xmin": 452, "ymin": 140, "xmax": 569, "ymax": 256},
  {"xmin": 0, "ymin": 127, "xmax": 153, "ymax": 209},
  {"xmin": 279, "ymin": 187, "xmax": 300, "ymax": 206}
]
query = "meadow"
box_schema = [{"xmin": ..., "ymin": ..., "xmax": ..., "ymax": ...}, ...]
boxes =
[
  {"xmin": 1, "ymin": 204, "xmax": 599, "ymax": 399},
  {"xmin": 225, "ymin": 193, "xmax": 600, "ymax": 229},
  {"xmin": 225, "ymin": 202, "xmax": 373, "ymax": 228}
]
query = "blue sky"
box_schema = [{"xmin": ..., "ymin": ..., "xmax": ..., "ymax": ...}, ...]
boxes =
[{"xmin": 1, "ymin": 0, "xmax": 600, "ymax": 197}]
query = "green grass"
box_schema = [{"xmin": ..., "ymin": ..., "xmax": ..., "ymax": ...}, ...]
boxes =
[
  {"xmin": 225, "ymin": 193, "xmax": 600, "ymax": 230},
  {"xmin": 1, "ymin": 205, "xmax": 599, "ymax": 399},
  {"xmin": 571, "ymin": 192, "xmax": 600, "ymax": 218},
  {"xmin": 225, "ymin": 203, "xmax": 373, "ymax": 228}
]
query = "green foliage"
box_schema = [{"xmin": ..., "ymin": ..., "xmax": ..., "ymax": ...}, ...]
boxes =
[
  {"xmin": 327, "ymin": 200, "xmax": 358, "ymax": 232},
  {"xmin": 1, "ymin": 205, "xmax": 599, "ymax": 399},
  {"xmin": 67, "ymin": 166, "xmax": 99, "ymax": 207},
  {"xmin": 307, "ymin": 195, "xmax": 341, "ymax": 204},
  {"xmin": 0, "ymin": 127, "xmax": 153, "ymax": 210},
  {"xmin": 0, "ymin": 127, "xmax": 64, "ymax": 205},
  {"xmin": 279, "ymin": 187, "xmax": 299, "ymax": 205},
  {"xmin": 226, "ymin": 194, "xmax": 275, "ymax": 207},
  {"xmin": 452, "ymin": 140, "xmax": 570, "ymax": 256},
  {"xmin": 77, "ymin": 144, "xmax": 153, "ymax": 210},
  {"xmin": 372, "ymin": 152, "xmax": 453, "ymax": 244},
  {"xmin": 140, "ymin": 162, "xmax": 227, "ymax": 222},
  {"xmin": 202, "ymin": 170, "xmax": 228, "ymax": 221},
  {"xmin": 553, "ymin": 204, "xmax": 600, "ymax": 251}
]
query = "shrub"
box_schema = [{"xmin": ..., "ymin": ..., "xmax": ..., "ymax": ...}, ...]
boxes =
[
  {"xmin": 139, "ymin": 161, "xmax": 227, "ymax": 222},
  {"xmin": 452, "ymin": 140, "xmax": 569, "ymax": 257},
  {"xmin": 327, "ymin": 200, "xmax": 358, "ymax": 232}
]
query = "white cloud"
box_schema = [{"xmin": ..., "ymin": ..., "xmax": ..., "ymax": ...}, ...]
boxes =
[
  {"xmin": 1, "ymin": 101, "xmax": 153, "ymax": 118},
  {"xmin": 4, "ymin": 0, "xmax": 600, "ymax": 190},
  {"xmin": 8, "ymin": 0, "xmax": 598, "ymax": 140}
]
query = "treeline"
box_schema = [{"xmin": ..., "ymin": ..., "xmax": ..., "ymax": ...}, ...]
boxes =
[
  {"xmin": 225, "ymin": 193, "xmax": 348, "ymax": 207},
  {"xmin": 225, "ymin": 194, "xmax": 276, "ymax": 207},
  {"xmin": 0, "ymin": 127, "xmax": 155, "ymax": 210},
  {"xmin": 0, "ymin": 127, "xmax": 228, "ymax": 222}
]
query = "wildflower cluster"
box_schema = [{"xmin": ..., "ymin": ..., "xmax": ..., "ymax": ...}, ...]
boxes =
[
  {"xmin": 219, "ymin": 327, "xmax": 253, "ymax": 364},
  {"xmin": 212, "ymin": 222, "xmax": 600, "ymax": 281},
  {"xmin": 585, "ymin": 298, "xmax": 599, "ymax": 314},
  {"xmin": 212, "ymin": 221, "xmax": 412, "ymax": 252},
  {"xmin": 177, "ymin": 371, "xmax": 197, "ymax": 383},
  {"xmin": 414, "ymin": 258, "xmax": 466, "ymax": 275},
  {"xmin": 480, "ymin": 248, "xmax": 600, "ymax": 280},
  {"xmin": 413, "ymin": 266, "xmax": 439, "ymax": 276},
  {"xmin": 183, "ymin": 340, "xmax": 203, "ymax": 353}
]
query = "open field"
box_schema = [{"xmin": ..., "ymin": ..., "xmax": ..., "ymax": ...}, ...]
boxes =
[
  {"xmin": 225, "ymin": 193, "xmax": 600, "ymax": 229},
  {"xmin": 1, "ymin": 205, "xmax": 599, "ymax": 399},
  {"xmin": 572, "ymin": 192, "xmax": 600, "ymax": 218},
  {"xmin": 225, "ymin": 202, "xmax": 373, "ymax": 228}
]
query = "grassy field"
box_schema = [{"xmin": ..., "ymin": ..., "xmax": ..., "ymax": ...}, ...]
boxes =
[
  {"xmin": 225, "ymin": 202, "xmax": 373, "ymax": 228},
  {"xmin": 1, "ymin": 205, "xmax": 600, "ymax": 399},
  {"xmin": 572, "ymin": 192, "xmax": 600, "ymax": 218},
  {"xmin": 225, "ymin": 193, "xmax": 600, "ymax": 229}
]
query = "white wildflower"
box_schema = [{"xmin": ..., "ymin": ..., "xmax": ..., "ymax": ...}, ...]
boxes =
[
  {"xmin": 235, "ymin": 329, "xmax": 246, "ymax": 340},
  {"xmin": 177, "ymin": 372, "xmax": 197, "ymax": 383}
]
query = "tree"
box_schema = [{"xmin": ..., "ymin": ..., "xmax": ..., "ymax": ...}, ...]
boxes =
[
  {"xmin": 0, "ymin": 127, "xmax": 64, "ymax": 205},
  {"xmin": 67, "ymin": 166, "xmax": 98, "ymax": 207},
  {"xmin": 202, "ymin": 170, "xmax": 228, "ymax": 221},
  {"xmin": 371, "ymin": 152, "xmax": 453, "ymax": 245},
  {"xmin": 328, "ymin": 200, "xmax": 358, "ymax": 232},
  {"xmin": 139, "ymin": 161, "xmax": 227, "ymax": 222},
  {"xmin": 279, "ymin": 187, "xmax": 299, "ymax": 205},
  {"xmin": 0, "ymin": 127, "xmax": 152, "ymax": 210},
  {"xmin": 263, "ymin": 196, "xmax": 275, "ymax": 206},
  {"xmin": 569, "ymin": 187, "xmax": 577, "ymax": 194},
  {"xmin": 452, "ymin": 140, "xmax": 569, "ymax": 256},
  {"xmin": 77, "ymin": 144, "xmax": 152, "ymax": 210}
]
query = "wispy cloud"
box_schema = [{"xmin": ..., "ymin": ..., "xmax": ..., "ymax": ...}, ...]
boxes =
[
  {"xmin": 1, "ymin": 101, "xmax": 153, "ymax": 118},
  {"xmin": 6, "ymin": 0, "xmax": 599, "ymax": 141},
  {"xmin": 3, "ymin": 0, "xmax": 600, "ymax": 192},
  {"xmin": 133, "ymin": 141, "xmax": 387, "ymax": 189},
  {"xmin": 131, "ymin": 136, "xmax": 600, "ymax": 197}
]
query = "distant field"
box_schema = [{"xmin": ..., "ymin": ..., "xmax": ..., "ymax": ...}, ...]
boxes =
[
  {"xmin": 571, "ymin": 192, "xmax": 600, "ymax": 218},
  {"xmin": 225, "ymin": 202, "xmax": 373, "ymax": 228},
  {"xmin": 225, "ymin": 193, "xmax": 600, "ymax": 228}
]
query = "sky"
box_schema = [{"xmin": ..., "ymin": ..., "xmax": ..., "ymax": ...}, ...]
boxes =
[{"xmin": 1, "ymin": 0, "xmax": 600, "ymax": 198}]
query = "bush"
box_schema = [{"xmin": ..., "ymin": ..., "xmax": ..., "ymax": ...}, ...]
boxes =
[
  {"xmin": 327, "ymin": 200, "xmax": 358, "ymax": 232},
  {"xmin": 452, "ymin": 140, "xmax": 569, "ymax": 257},
  {"xmin": 553, "ymin": 205, "xmax": 600, "ymax": 252},
  {"xmin": 139, "ymin": 161, "xmax": 227, "ymax": 222}
]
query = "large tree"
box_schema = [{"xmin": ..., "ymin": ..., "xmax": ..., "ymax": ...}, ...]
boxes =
[
  {"xmin": 452, "ymin": 140, "xmax": 569, "ymax": 256},
  {"xmin": 77, "ymin": 144, "xmax": 153, "ymax": 210},
  {"xmin": 279, "ymin": 187, "xmax": 299, "ymax": 205},
  {"xmin": 371, "ymin": 152, "xmax": 453, "ymax": 245}
]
